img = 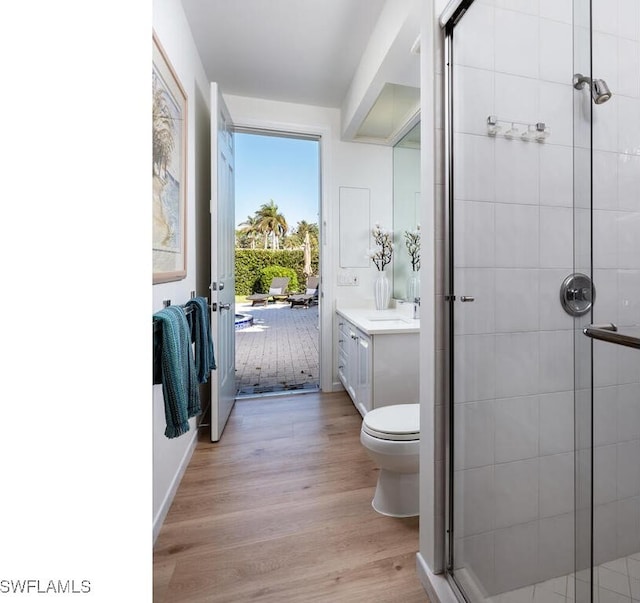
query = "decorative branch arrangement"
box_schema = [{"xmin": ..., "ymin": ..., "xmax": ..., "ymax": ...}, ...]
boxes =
[
  {"xmin": 369, "ymin": 224, "xmax": 393, "ymax": 271},
  {"xmin": 404, "ymin": 225, "xmax": 421, "ymax": 272}
]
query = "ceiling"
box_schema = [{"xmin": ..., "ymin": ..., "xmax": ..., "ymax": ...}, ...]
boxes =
[{"xmin": 180, "ymin": 0, "xmax": 388, "ymax": 108}]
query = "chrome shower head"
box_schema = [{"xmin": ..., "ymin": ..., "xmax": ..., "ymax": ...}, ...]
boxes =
[
  {"xmin": 573, "ymin": 74, "xmax": 613, "ymax": 104},
  {"xmin": 592, "ymin": 78, "xmax": 612, "ymax": 104}
]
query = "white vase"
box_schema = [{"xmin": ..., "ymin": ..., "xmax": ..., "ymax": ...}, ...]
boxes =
[
  {"xmin": 406, "ymin": 272, "xmax": 420, "ymax": 302},
  {"xmin": 374, "ymin": 271, "xmax": 391, "ymax": 310}
]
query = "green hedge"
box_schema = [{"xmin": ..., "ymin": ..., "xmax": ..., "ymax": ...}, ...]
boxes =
[
  {"xmin": 235, "ymin": 249, "xmax": 319, "ymax": 295},
  {"xmin": 257, "ymin": 265, "xmax": 299, "ymax": 294}
]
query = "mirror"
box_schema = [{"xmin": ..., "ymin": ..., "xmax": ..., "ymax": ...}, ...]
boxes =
[{"xmin": 392, "ymin": 121, "xmax": 421, "ymax": 300}]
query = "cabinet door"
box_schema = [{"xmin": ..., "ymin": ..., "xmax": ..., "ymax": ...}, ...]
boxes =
[
  {"xmin": 346, "ymin": 327, "xmax": 358, "ymax": 402},
  {"xmin": 355, "ymin": 331, "xmax": 372, "ymax": 416},
  {"xmin": 336, "ymin": 320, "xmax": 349, "ymax": 387}
]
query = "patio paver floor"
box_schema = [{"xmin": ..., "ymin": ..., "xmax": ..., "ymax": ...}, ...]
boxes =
[{"xmin": 234, "ymin": 300, "xmax": 319, "ymax": 396}]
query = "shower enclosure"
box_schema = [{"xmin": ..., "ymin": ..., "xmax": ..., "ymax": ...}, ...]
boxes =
[{"xmin": 442, "ymin": 0, "xmax": 640, "ymax": 601}]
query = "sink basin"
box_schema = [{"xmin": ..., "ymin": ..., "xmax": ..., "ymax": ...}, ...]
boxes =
[{"xmin": 366, "ymin": 316, "xmax": 410, "ymax": 323}]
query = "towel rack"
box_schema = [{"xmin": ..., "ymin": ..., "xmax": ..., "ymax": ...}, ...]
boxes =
[
  {"xmin": 153, "ymin": 291, "xmax": 198, "ymax": 384},
  {"xmin": 152, "ymin": 292, "xmax": 197, "ymax": 334}
]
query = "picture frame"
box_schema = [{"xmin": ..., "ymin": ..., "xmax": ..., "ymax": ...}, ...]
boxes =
[{"xmin": 152, "ymin": 31, "xmax": 188, "ymax": 284}]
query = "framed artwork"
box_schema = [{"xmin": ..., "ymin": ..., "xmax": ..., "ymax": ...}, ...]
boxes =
[{"xmin": 152, "ymin": 31, "xmax": 188, "ymax": 283}]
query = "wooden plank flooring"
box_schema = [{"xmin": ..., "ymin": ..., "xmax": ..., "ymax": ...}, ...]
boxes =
[{"xmin": 153, "ymin": 391, "xmax": 429, "ymax": 602}]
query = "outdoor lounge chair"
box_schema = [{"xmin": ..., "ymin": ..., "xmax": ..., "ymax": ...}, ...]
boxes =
[
  {"xmin": 246, "ymin": 276, "xmax": 290, "ymax": 306},
  {"xmin": 287, "ymin": 276, "xmax": 319, "ymax": 308}
]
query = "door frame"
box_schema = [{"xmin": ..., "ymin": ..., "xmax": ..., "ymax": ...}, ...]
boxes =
[{"xmin": 228, "ymin": 117, "xmax": 333, "ymax": 393}]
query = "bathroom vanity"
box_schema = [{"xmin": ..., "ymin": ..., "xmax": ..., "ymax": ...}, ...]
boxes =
[{"xmin": 336, "ymin": 308, "xmax": 419, "ymax": 417}]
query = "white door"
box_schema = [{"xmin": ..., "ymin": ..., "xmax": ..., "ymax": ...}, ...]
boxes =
[{"xmin": 210, "ymin": 82, "xmax": 235, "ymax": 442}]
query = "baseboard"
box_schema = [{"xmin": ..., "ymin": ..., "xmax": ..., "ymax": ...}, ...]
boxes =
[
  {"xmin": 416, "ymin": 553, "xmax": 459, "ymax": 603},
  {"xmin": 331, "ymin": 380, "xmax": 345, "ymax": 393},
  {"xmin": 152, "ymin": 430, "xmax": 199, "ymax": 544}
]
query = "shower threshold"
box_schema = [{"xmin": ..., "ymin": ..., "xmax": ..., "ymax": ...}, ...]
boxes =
[{"xmin": 455, "ymin": 551, "xmax": 640, "ymax": 603}]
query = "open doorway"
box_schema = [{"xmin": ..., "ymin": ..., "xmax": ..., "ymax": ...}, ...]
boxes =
[{"xmin": 233, "ymin": 129, "xmax": 321, "ymax": 397}]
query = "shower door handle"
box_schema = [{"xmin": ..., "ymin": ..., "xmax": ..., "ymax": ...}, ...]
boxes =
[
  {"xmin": 460, "ymin": 296, "xmax": 475, "ymax": 302},
  {"xmin": 583, "ymin": 323, "xmax": 640, "ymax": 350}
]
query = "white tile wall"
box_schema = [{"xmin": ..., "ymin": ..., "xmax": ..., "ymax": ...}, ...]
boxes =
[
  {"xmin": 538, "ymin": 513, "xmax": 575, "ymax": 580},
  {"xmin": 617, "ymin": 97, "xmax": 640, "ymax": 154},
  {"xmin": 618, "ymin": 39, "xmax": 640, "ymax": 98},
  {"xmin": 539, "ymin": 83, "xmax": 573, "ymax": 146},
  {"xmin": 454, "ymin": 401, "xmax": 495, "ymax": 469},
  {"xmin": 454, "ymin": 199, "xmax": 495, "ymax": 267},
  {"xmin": 495, "ymin": 73, "xmax": 539, "ymax": 125},
  {"xmin": 618, "ymin": 0, "xmax": 640, "ymax": 41},
  {"xmin": 539, "ymin": 19, "xmax": 572, "ymax": 84},
  {"xmin": 495, "ymin": 139, "xmax": 539, "ymax": 205},
  {"xmin": 495, "ymin": 10, "xmax": 539, "ymax": 79},
  {"xmin": 619, "ymin": 270, "xmax": 640, "ymax": 324},
  {"xmin": 538, "ymin": 270, "xmax": 573, "ymax": 330},
  {"xmin": 494, "ymin": 396, "xmax": 539, "ymax": 462},
  {"xmin": 539, "ymin": 207, "xmax": 572, "ymax": 268},
  {"xmin": 539, "ymin": 391, "xmax": 573, "ymax": 455},
  {"xmin": 454, "ymin": 3, "xmax": 495, "ymax": 71},
  {"xmin": 539, "ymin": 0, "xmax": 572, "ymax": 24},
  {"xmin": 454, "ymin": 67, "xmax": 494, "ymax": 136},
  {"xmin": 617, "ymin": 440, "xmax": 640, "ymax": 498},
  {"xmin": 539, "ymin": 145, "xmax": 573, "ymax": 207},
  {"xmin": 594, "ymin": 386, "xmax": 619, "ymax": 447},
  {"xmin": 494, "ymin": 204, "xmax": 539, "ymax": 268},
  {"xmin": 493, "ymin": 522, "xmax": 539, "ymax": 593},
  {"xmin": 495, "ymin": 269, "xmax": 539, "ymax": 332},
  {"xmin": 455, "ymin": 268, "xmax": 496, "ymax": 335},
  {"xmin": 539, "ymin": 454, "xmax": 574, "ymax": 517},
  {"xmin": 594, "ymin": 151, "xmax": 619, "ymax": 211},
  {"xmin": 454, "ymin": 134, "xmax": 496, "ymax": 202},
  {"xmin": 618, "ymin": 155, "xmax": 640, "ymax": 212},
  {"xmin": 454, "ymin": 334, "xmax": 496, "ymax": 403}
]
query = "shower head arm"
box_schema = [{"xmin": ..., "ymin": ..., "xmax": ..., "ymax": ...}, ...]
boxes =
[
  {"xmin": 573, "ymin": 74, "xmax": 591, "ymax": 90},
  {"xmin": 573, "ymin": 73, "xmax": 613, "ymax": 104}
]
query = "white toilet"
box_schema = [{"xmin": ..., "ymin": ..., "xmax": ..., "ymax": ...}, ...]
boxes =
[{"xmin": 360, "ymin": 403, "xmax": 420, "ymax": 518}]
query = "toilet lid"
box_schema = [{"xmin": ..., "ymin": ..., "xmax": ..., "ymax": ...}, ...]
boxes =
[{"xmin": 362, "ymin": 404, "xmax": 420, "ymax": 441}]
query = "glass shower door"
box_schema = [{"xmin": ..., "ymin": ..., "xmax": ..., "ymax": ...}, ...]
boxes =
[
  {"xmin": 445, "ymin": 0, "xmax": 640, "ymax": 601},
  {"xmin": 576, "ymin": 0, "xmax": 640, "ymax": 601},
  {"xmin": 445, "ymin": 0, "xmax": 581, "ymax": 597}
]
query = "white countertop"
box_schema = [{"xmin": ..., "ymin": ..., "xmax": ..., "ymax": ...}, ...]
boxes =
[{"xmin": 336, "ymin": 307, "xmax": 420, "ymax": 335}]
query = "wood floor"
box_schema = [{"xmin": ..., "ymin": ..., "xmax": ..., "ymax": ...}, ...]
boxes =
[{"xmin": 153, "ymin": 390, "xmax": 429, "ymax": 602}]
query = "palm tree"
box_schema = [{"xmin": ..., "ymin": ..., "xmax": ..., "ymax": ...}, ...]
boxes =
[
  {"xmin": 255, "ymin": 200, "xmax": 288, "ymax": 249},
  {"xmin": 152, "ymin": 78, "xmax": 175, "ymax": 180},
  {"xmin": 291, "ymin": 220, "xmax": 319, "ymax": 250},
  {"xmin": 237, "ymin": 215, "xmax": 261, "ymax": 249}
]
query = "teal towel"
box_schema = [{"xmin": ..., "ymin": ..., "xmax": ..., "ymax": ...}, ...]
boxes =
[
  {"xmin": 153, "ymin": 305, "xmax": 201, "ymax": 438},
  {"xmin": 186, "ymin": 296, "xmax": 216, "ymax": 383}
]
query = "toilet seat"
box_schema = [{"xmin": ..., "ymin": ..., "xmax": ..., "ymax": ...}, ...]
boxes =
[{"xmin": 362, "ymin": 404, "xmax": 419, "ymax": 441}]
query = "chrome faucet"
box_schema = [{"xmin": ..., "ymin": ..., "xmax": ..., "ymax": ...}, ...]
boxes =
[{"xmin": 413, "ymin": 297, "xmax": 420, "ymax": 320}]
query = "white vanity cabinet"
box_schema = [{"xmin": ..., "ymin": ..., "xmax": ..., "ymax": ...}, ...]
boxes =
[
  {"xmin": 336, "ymin": 309, "xmax": 419, "ymax": 417},
  {"xmin": 337, "ymin": 319, "xmax": 372, "ymax": 416}
]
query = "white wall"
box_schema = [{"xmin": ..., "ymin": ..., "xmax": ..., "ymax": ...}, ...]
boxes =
[
  {"xmin": 341, "ymin": 0, "xmax": 419, "ymax": 140},
  {"xmin": 152, "ymin": 0, "xmax": 212, "ymax": 541},
  {"xmin": 417, "ymin": 0, "xmax": 442, "ymax": 588}
]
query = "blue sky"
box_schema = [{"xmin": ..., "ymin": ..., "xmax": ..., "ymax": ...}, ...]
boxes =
[{"xmin": 235, "ymin": 132, "xmax": 320, "ymax": 232}]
